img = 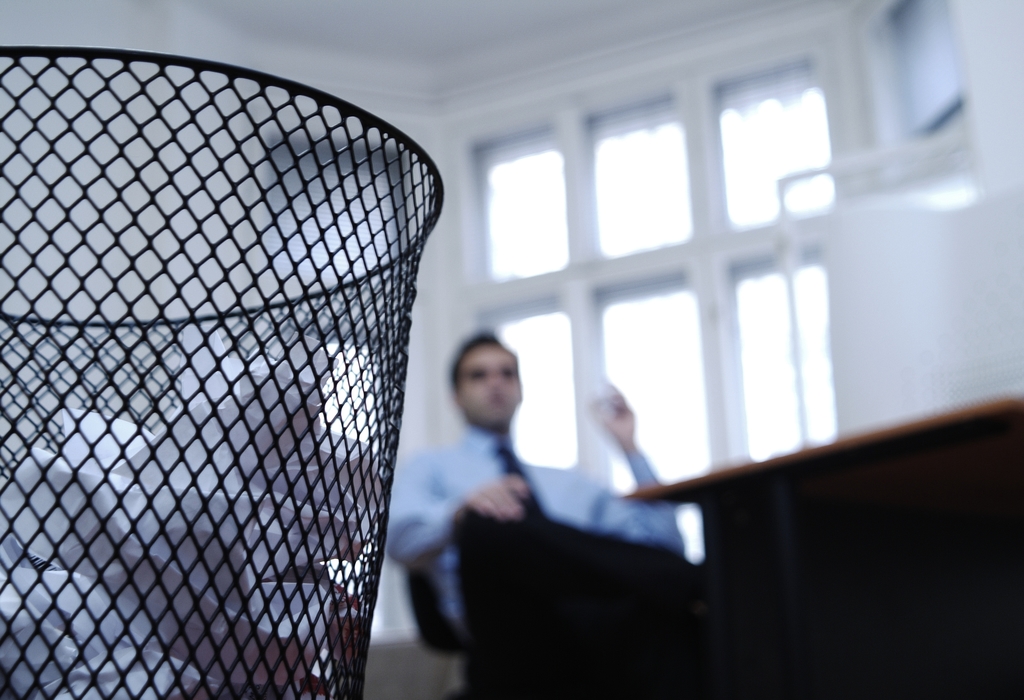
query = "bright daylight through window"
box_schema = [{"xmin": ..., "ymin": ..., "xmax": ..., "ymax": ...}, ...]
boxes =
[
  {"xmin": 470, "ymin": 59, "xmax": 839, "ymax": 483},
  {"xmin": 794, "ymin": 265, "xmax": 837, "ymax": 445},
  {"xmin": 498, "ymin": 312, "xmax": 578, "ymax": 468},
  {"xmin": 483, "ymin": 141, "xmax": 569, "ymax": 281},
  {"xmin": 593, "ymin": 107, "xmax": 692, "ymax": 258},
  {"xmin": 719, "ymin": 62, "xmax": 834, "ymax": 228},
  {"xmin": 736, "ymin": 263, "xmax": 836, "ymax": 461},
  {"xmin": 602, "ymin": 289, "xmax": 710, "ymax": 491}
]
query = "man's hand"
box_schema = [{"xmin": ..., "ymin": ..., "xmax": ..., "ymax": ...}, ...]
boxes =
[
  {"xmin": 456, "ymin": 476, "xmax": 533, "ymax": 523},
  {"xmin": 594, "ymin": 386, "xmax": 638, "ymax": 454}
]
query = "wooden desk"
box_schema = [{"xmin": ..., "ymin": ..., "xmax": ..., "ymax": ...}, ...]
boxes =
[{"xmin": 635, "ymin": 400, "xmax": 1024, "ymax": 700}]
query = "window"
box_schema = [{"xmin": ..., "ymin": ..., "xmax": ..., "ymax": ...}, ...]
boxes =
[
  {"xmin": 889, "ymin": 0, "xmax": 963, "ymax": 134},
  {"xmin": 497, "ymin": 312, "xmax": 578, "ymax": 468},
  {"xmin": 468, "ymin": 81, "xmax": 839, "ymax": 471},
  {"xmin": 601, "ymin": 286, "xmax": 710, "ymax": 491},
  {"xmin": 718, "ymin": 62, "xmax": 834, "ymax": 228},
  {"xmin": 794, "ymin": 265, "xmax": 837, "ymax": 444},
  {"xmin": 478, "ymin": 133, "xmax": 569, "ymax": 281},
  {"xmin": 375, "ymin": 40, "xmax": 854, "ymax": 640},
  {"xmin": 735, "ymin": 267, "xmax": 802, "ymax": 459},
  {"xmin": 734, "ymin": 260, "xmax": 836, "ymax": 461},
  {"xmin": 592, "ymin": 101, "xmax": 693, "ymax": 257},
  {"xmin": 460, "ymin": 61, "xmax": 842, "ymax": 474}
]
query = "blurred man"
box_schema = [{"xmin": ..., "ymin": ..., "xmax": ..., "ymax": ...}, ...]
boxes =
[{"xmin": 388, "ymin": 333, "xmax": 702, "ymax": 700}]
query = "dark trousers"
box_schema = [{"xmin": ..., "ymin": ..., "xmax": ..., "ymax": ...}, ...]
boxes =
[{"xmin": 458, "ymin": 511, "xmax": 703, "ymax": 700}]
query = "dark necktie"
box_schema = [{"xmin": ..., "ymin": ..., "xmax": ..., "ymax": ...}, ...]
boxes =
[{"xmin": 496, "ymin": 442, "xmax": 543, "ymax": 516}]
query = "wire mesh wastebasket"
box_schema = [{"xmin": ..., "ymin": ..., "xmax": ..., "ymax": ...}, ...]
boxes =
[{"xmin": 0, "ymin": 47, "xmax": 442, "ymax": 699}]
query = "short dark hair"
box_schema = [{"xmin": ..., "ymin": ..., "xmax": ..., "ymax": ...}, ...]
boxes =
[{"xmin": 450, "ymin": 332, "xmax": 516, "ymax": 389}]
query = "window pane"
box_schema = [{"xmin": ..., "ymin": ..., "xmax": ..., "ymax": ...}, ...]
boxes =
[
  {"xmin": 602, "ymin": 291, "xmax": 710, "ymax": 489},
  {"xmin": 736, "ymin": 272, "xmax": 802, "ymax": 460},
  {"xmin": 720, "ymin": 86, "xmax": 833, "ymax": 228},
  {"xmin": 486, "ymin": 149, "xmax": 569, "ymax": 280},
  {"xmin": 497, "ymin": 312, "xmax": 577, "ymax": 468},
  {"xmin": 594, "ymin": 122, "xmax": 692, "ymax": 257},
  {"xmin": 891, "ymin": 0, "xmax": 964, "ymax": 133},
  {"xmin": 794, "ymin": 265, "xmax": 837, "ymax": 444},
  {"xmin": 783, "ymin": 173, "xmax": 836, "ymax": 216}
]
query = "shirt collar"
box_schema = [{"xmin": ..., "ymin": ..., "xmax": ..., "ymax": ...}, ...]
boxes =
[{"xmin": 462, "ymin": 424, "xmax": 509, "ymax": 455}]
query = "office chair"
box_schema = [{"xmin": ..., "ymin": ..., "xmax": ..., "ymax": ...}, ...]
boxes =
[{"xmin": 407, "ymin": 571, "xmax": 466, "ymax": 652}]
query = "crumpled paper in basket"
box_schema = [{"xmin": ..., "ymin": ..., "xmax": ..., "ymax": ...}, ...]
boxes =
[{"xmin": 0, "ymin": 327, "xmax": 374, "ymax": 699}]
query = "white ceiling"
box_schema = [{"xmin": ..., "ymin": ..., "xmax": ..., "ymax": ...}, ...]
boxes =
[
  {"xmin": 193, "ymin": 0, "xmax": 814, "ymax": 63},
  {"xmin": 0, "ymin": 0, "xmax": 842, "ymax": 105},
  {"xmin": 191, "ymin": 0, "xmax": 838, "ymax": 75}
]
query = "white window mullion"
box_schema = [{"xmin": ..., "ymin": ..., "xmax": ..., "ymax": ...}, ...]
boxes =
[
  {"xmin": 715, "ymin": 252, "xmax": 755, "ymax": 461},
  {"xmin": 793, "ymin": 257, "xmax": 837, "ymax": 445},
  {"xmin": 698, "ymin": 73, "xmax": 734, "ymax": 235},
  {"xmin": 780, "ymin": 234, "xmax": 810, "ymax": 447},
  {"xmin": 672, "ymin": 78, "xmax": 715, "ymax": 237},
  {"xmin": 688, "ymin": 253, "xmax": 733, "ymax": 467},
  {"xmin": 555, "ymin": 107, "xmax": 598, "ymax": 265},
  {"xmin": 562, "ymin": 278, "xmax": 605, "ymax": 482},
  {"xmin": 683, "ymin": 72, "xmax": 749, "ymax": 463}
]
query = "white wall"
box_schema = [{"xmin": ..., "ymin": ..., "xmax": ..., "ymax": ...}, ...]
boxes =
[
  {"xmin": 828, "ymin": 190, "xmax": 1024, "ymax": 434},
  {"xmin": 0, "ymin": 0, "xmax": 442, "ymax": 144},
  {"xmin": 828, "ymin": 0, "xmax": 1024, "ymax": 435},
  {"xmin": 950, "ymin": 0, "xmax": 1024, "ymax": 197},
  {"xmin": 828, "ymin": 204, "xmax": 954, "ymax": 432}
]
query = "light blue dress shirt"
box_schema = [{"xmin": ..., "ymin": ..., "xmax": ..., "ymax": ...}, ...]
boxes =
[{"xmin": 387, "ymin": 426, "xmax": 685, "ymax": 633}]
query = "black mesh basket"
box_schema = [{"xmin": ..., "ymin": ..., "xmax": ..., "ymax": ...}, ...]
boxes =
[{"xmin": 0, "ymin": 47, "xmax": 442, "ymax": 698}]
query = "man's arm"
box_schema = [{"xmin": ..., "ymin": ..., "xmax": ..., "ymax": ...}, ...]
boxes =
[
  {"xmin": 592, "ymin": 387, "xmax": 686, "ymax": 555},
  {"xmin": 387, "ymin": 452, "xmax": 535, "ymax": 569},
  {"xmin": 386, "ymin": 453, "xmax": 463, "ymax": 569},
  {"xmin": 595, "ymin": 495, "xmax": 686, "ymax": 556},
  {"xmin": 456, "ymin": 476, "xmax": 532, "ymax": 523},
  {"xmin": 594, "ymin": 387, "xmax": 660, "ymax": 487}
]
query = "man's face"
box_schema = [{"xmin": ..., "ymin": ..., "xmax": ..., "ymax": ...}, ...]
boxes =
[{"xmin": 454, "ymin": 344, "xmax": 522, "ymax": 434}]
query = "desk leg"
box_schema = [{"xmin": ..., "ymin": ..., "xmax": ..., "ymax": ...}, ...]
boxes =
[
  {"xmin": 771, "ymin": 477, "xmax": 809, "ymax": 700},
  {"xmin": 700, "ymin": 494, "xmax": 731, "ymax": 700},
  {"xmin": 699, "ymin": 479, "xmax": 809, "ymax": 700}
]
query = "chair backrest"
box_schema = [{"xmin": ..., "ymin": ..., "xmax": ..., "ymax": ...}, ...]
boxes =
[{"xmin": 407, "ymin": 571, "xmax": 466, "ymax": 652}]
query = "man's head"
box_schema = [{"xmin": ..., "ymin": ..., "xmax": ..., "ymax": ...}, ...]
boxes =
[{"xmin": 450, "ymin": 333, "xmax": 522, "ymax": 435}]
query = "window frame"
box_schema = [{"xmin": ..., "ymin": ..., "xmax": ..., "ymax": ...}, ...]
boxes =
[
  {"xmin": 589, "ymin": 98, "xmax": 695, "ymax": 257},
  {"xmin": 474, "ymin": 127, "xmax": 568, "ymax": 282},
  {"xmin": 444, "ymin": 38, "xmax": 843, "ymax": 481},
  {"xmin": 714, "ymin": 58, "xmax": 836, "ymax": 230},
  {"xmin": 596, "ymin": 275, "xmax": 713, "ymax": 486}
]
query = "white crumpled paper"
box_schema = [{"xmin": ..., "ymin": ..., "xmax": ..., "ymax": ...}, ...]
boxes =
[{"xmin": 0, "ymin": 327, "xmax": 374, "ymax": 699}]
